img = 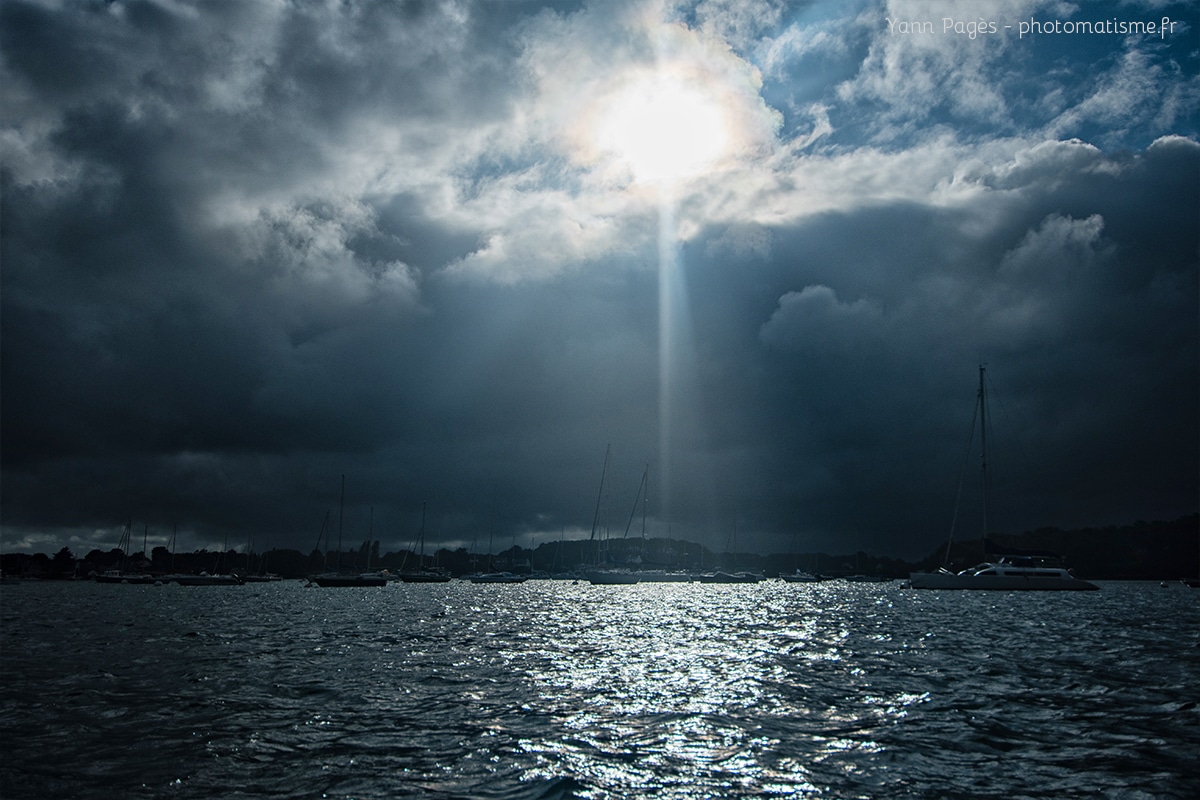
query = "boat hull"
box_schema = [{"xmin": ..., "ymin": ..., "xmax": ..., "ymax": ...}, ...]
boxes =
[
  {"xmin": 468, "ymin": 572, "xmax": 528, "ymax": 584},
  {"xmin": 633, "ymin": 571, "xmax": 692, "ymax": 582},
  {"xmin": 908, "ymin": 572, "xmax": 1099, "ymax": 590},
  {"xmin": 694, "ymin": 571, "xmax": 763, "ymax": 583},
  {"xmin": 310, "ymin": 574, "xmax": 388, "ymax": 587},
  {"xmin": 399, "ymin": 572, "xmax": 452, "ymax": 583},
  {"xmin": 586, "ymin": 571, "xmax": 640, "ymax": 585},
  {"xmin": 95, "ymin": 572, "xmax": 159, "ymax": 585},
  {"xmin": 780, "ymin": 572, "xmax": 825, "ymax": 583},
  {"xmin": 167, "ymin": 574, "xmax": 242, "ymax": 586}
]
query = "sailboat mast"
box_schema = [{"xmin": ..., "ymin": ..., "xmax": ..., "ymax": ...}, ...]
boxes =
[
  {"xmin": 316, "ymin": 510, "xmax": 331, "ymax": 570},
  {"xmin": 622, "ymin": 466, "xmax": 648, "ymax": 539},
  {"xmin": 419, "ymin": 501, "xmax": 427, "ymax": 566},
  {"xmin": 119, "ymin": 518, "xmax": 131, "ymax": 571},
  {"xmin": 589, "ymin": 445, "xmax": 610, "ymax": 542},
  {"xmin": 487, "ymin": 505, "xmax": 495, "ymax": 573},
  {"xmin": 641, "ymin": 464, "xmax": 648, "ymax": 539},
  {"xmin": 337, "ymin": 473, "xmax": 345, "ymax": 571},
  {"xmin": 978, "ymin": 365, "xmax": 990, "ymax": 538}
]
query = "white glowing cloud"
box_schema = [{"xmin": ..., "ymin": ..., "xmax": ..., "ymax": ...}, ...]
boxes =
[{"xmin": 591, "ymin": 69, "xmax": 730, "ymax": 184}]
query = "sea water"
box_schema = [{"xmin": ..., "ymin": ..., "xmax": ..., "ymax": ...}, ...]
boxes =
[{"xmin": 1, "ymin": 579, "xmax": 1197, "ymax": 799}]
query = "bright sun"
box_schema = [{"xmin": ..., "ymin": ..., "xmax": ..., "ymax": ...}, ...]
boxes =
[{"xmin": 593, "ymin": 71, "xmax": 729, "ymax": 185}]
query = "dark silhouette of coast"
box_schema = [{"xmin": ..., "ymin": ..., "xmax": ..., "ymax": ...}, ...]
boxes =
[{"xmin": 3, "ymin": 514, "xmax": 1195, "ymax": 583}]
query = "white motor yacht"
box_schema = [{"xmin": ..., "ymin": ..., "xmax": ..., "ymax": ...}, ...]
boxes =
[{"xmin": 909, "ymin": 556, "xmax": 1099, "ymax": 590}]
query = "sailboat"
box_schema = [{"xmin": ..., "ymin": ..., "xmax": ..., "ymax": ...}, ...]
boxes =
[
  {"xmin": 467, "ymin": 503, "xmax": 528, "ymax": 583},
  {"xmin": 780, "ymin": 559, "xmax": 827, "ymax": 583},
  {"xmin": 779, "ymin": 529, "xmax": 822, "ymax": 582},
  {"xmin": 692, "ymin": 515, "xmax": 763, "ymax": 584},
  {"xmin": 239, "ymin": 533, "xmax": 283, "ymax": 582},
  {"xmin": 619, "ymin": 465, "xmax": 691, "ymax": 583},
  {"xmin": 166, "ymin": 529, "xmax": 244, "ymax": 585},
  {"xmin": 585, "ymin": 446, "xmax": 640, "ymax": 585},
  {"xmin": 400, "ymin": 502, "xmax": 452, "ymax": 583},
  {"xmin": 310, "ymin": 476, "xmax": 388, "ymax": 587},
  {"xmin": 94, "ymin": 520, "xmax": 158, "ymax": 584},
  {"xmin": 469, "ymin": 570, "xmax": 527, "ymax": 583},
  {"xmin": 909, "ymin": 366, "xmax": 1099, "ymax": 591},
  {"xmin": 169, "ymin": 571, "xmax": 242, "ymax": 586}
]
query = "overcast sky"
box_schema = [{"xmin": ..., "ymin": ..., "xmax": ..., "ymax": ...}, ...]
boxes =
[{"xmin": 2, "ymin": 0, "xmax": 1196, "ymax": 560}]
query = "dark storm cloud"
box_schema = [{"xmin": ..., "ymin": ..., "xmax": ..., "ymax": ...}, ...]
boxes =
[
  {"xmin": 686, "ymin": 137, "xmax": 1198, "ymax": 555},
  {"xmin": 1, "ymin": 0, "xmax": 1196, "ymax": 558}
]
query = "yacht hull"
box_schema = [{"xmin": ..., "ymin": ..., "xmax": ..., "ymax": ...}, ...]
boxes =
[
  {"xmin": 310, "ymin": 574, "xmax": 388, "ymax": 587},
  {"xmin": 168, "ymin": 574, "xmax": 242, "ymax": 586},
  {"xmin": 586, "ymin": 571, "xmax": 640, "ymax": 585},
  {"xmin": 468, "ymin": 573, "xmax": 528, "ymax": 584},
  {"xmin": 909, "ymin": 572, "xmax": 1099, "ymax": 590},
  {"xmin": 399, "ymin": 572, "xmax": 452, "ymax": 583}
]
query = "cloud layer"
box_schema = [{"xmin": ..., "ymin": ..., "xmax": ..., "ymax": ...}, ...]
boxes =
[{"xmin": 2, "ymin": 0, "xmax": 1196, "ymax": 559}]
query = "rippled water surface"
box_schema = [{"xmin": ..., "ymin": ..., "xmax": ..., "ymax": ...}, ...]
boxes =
[{"xmin": 2, "ymin": 579, "xmax": 1198, "ymax": 799}]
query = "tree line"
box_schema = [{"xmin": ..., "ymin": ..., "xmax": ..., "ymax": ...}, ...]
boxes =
[{"xmin": 2, "ymin": 514, "xmax": 1195, "ymax": 581}]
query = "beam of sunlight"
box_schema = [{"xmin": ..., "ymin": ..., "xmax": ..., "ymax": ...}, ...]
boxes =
[
  {"xmin": 658, "ymin": 193, "xmax": 677, "ymax": 526},
  {"xmin": 657, "ymin": 188, "xmax": 700, "ymax": 533}
]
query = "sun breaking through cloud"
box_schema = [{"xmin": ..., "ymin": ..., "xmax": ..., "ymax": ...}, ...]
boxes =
[{"xmin": 593, "ymin": 68, "xmax": 731, "ymax": 184}]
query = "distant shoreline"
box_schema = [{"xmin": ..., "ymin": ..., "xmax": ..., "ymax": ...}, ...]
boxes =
[{"xmin": 3, "ymin": 514, "xmax": 1196, "ymax": 583}]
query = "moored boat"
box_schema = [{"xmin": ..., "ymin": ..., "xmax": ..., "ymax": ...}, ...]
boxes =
[
  {"xmin": 399, "ymin": 570, "xmax": 452, "ymax": 583},
  {"xmin": 94, "ymin": 520, "xmax": 158, "ymax": 583},
  {"xmin": 165, "ymin": 572, "xmax": 243, "ymax": 586},
  {"xmin": 95, "ymin": 570, "xmax": 158, "ymax": 585},
  {"xmin": 398, "ymin": 501, "xmax": 452, "ymax": 582},
  {"xmin": 779, "ymin": 570, "xmax": 824, "ymax": 583},
  {"xmin": 843, "ymin": 574, "xmax": 889, "ymax": 583},
  {"xmin": 310, "ymin": 572, "xmax": 389, "ymax": 587},
  {"xmin": 586, "ymin": 569, "xmax": 640, "ymax": 585},
  {"xmin": 309, "ymin": 475, "xmax": 388, "ymax": 587},
  {"xmin": 468, "ymin": 571, "xmax": 527, "ymax": 584},
  {"xmin": 631, "ymin": 569, "xmax": 692, "ymax": 582},
  {"xmin": 908, "ymin": 366, "xmax": 1100, "ymax": 592},
  {"xmin": 694, "ymin": 570, "xmax": 763, "ymax": 583},
  {"xmin": 909, "ymin": 556, "xmax": 1099, "ymax": 591}
]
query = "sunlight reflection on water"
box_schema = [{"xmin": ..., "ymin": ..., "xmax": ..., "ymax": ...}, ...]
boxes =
[{"xmin": 1, "ymin": 579, "xmax": 1198, "ymax": 799}]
